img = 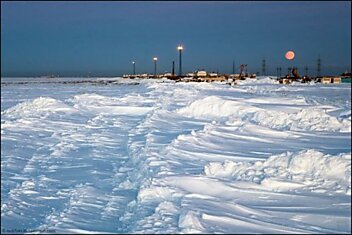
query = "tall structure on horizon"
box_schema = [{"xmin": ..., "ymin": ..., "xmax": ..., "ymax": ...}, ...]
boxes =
[
  {"xmin": 172, "ymin": 61, "xmax": 175, "ymax": 76},
  {"xmin": 132, "ymin": 61, "xmax": 136, "ymax": 75},
  {"xmin": 232, "ymin": 59, "xmax": 235, "ymax": 74},
  {"xmin": 153, "ymin": 57, "xmax": 158, "ymax": 77},
  {"xmin": 262, "ymin": 58, "xmax": 266, "ymax": 76},
  {"xmin": 177, "ymin": 45, "xmax": 183, "ymax": 76},
  {"xmin": 317, "ymin": 56, "xmax": 321, "ymax": 77}
]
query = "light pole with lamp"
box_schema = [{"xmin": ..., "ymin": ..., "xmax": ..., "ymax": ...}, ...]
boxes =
[
  {"xmin": 153, "ymin": 57, "xmax": 158, "ymax": 78},
  {"xmin": 177, "ymin": 45, "xmax": 183, "ymax": 77},
  {"xmin": 132, "ymin": 61, "xmax": 136, "ymax": 75}
]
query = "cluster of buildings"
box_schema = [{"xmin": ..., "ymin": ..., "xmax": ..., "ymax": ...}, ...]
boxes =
[
  {"xmin": 277, "ymin": 67, "xmax": 351, "ymax": 84},
  {"xmin": 123, "ymin": 68, "xmax": 351, "ymax": 85},
  {"xmin": 123, "ymin": 44, "xmax": 258, "ymax": 83},
  {"xmin": 123, "ymin": 69, "xmax": 257, "ymax": 83},
  {"xmin": 123, "ymin": 44, "xmax": 351, "ymax": 85}
]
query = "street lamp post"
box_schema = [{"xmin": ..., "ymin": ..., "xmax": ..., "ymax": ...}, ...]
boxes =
[
  {"xmin": 132, "ymin": 61, "xmax": 135, "ymax": 75},
  {"xmin": 172, "ymin": 61, "xmax": 175, "ymax": 76},
  {"xmin": 153, "ymin": 57, "xmax": 158, "ymax": 78},
  {"xmin": 177, "ymin": 45, "xmax": 183, "ymax": 77}
]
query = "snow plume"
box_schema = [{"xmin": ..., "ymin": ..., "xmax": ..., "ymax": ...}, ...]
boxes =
[{"xmin": 204, "ymin": 149, "xmax": 351, "ymax": 194}]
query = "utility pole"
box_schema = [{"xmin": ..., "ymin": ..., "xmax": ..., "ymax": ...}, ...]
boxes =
[
  {"xmin": 317, "ymin": 56, "xmax": 321, "ymax": 77},
  {"xmin": 262, "ymin": 58, "xmax": 266, "ymax": 76},
  {"xmin": 288, "ymin": 67, "xmax": 292, "ymax": 77},
  {"xmin": 232, "ymin": 59, "xmax": 235, "ymax": 74},
  {"xmin": 172, "ymin": 61, "xmax": 175, "ymax": 76},
  {"xmin": 304, "ymin": 65, "xmax": 308, "ymax": 77}
]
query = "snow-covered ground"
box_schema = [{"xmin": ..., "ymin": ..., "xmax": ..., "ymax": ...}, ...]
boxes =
[{"xmin": 1, "ymin": 77, "xmax": 351, "ymax": 234}]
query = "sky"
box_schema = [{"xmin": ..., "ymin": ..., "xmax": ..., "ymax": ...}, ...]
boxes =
[{"xmin": 1, "ymin": 1, "xmax": 351, "ymax": 77}]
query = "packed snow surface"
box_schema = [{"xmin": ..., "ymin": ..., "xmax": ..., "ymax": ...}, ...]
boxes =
[{"xmin": 1, "ymin": 77, "xmax": 351, "ymax": 234}]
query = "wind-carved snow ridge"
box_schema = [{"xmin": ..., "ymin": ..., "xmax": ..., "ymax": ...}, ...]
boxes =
[
  {"xmin": 1, "ymin": 97, "xmax": 77, "ymax": 118},
  {"xmin": 115, "ymin": 83, "xmax": 205, "ymax": 234},
  {"xmin": 1, "ymin": 79, "xmax": 351, "ymax": 234},
  {"xmin": 178, "ymin": 95, "xmax": 351, "ymax": 132},
  {"xmin": 70, "ymin": 93, "xmax": 155, "ymax": 116},
  {"xmin": 205, "ymin": 149, "xmax": 351, "ymax": 195},
  {"xmin": 249, "ymin": 108, "xmax": 351, "ymax": 132}
]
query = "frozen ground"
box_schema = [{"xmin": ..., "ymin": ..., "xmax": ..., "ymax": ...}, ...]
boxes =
[{"xmin": 1, "ymin": 76, "xmax": 351, "ymax": 234}]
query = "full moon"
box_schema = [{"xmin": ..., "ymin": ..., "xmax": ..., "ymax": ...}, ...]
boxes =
[{"xmin": 285, "ymin": 51, "xmax": 295, "ymax": 60}]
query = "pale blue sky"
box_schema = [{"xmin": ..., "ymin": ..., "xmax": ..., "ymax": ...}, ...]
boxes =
[{"xmin": 1, "ymin": 1, "xmax": 351, "ymax": 76}]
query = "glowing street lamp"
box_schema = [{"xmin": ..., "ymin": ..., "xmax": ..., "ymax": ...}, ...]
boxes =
[
  {"xmin": 132, "ymin": 61, "xmax": 136, "ymax": 75},
  {"xmin": 177, "ymin": 45, "xmax": 183, "ymax": 76},
  {"xmin": 153, "ymin": 57, "xmax": 158, "ymax": 78}
]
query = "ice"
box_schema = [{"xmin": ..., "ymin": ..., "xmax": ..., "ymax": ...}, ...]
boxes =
[{"xmin": 1, "ymin": 77, "xmax": 351, "ymax": 233}]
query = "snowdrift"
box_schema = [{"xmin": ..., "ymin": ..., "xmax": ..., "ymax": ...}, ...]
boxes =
[
  {"xmin": 1, "ymin": 78, "xmax": 351, "ymax": 234},
  {"xmin": 205, "ymin": 149, "xmax": 351, "ymax": 194},
  {"xmin": 178, "ymin": 96, "xmax": 351, "ymax": 132},
  {"xmin": 1, "ymin": 97, "xmax": 77, "ymax": 118}
]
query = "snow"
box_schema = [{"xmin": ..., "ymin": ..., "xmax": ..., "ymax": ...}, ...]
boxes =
[
  {"xmin": 3, "ymin": 97, "xmax": 77, "ymax": 118},
  {"xmin": 178, "ymin": 96, "xmax": 350, "ymax": 132},
  {"xmin": 1, "ymin": 76, "xmax": 351, "ymax": 233},
  {"xmin": 204, "ymin": 149, "xmax": 351, "ymax": 194}
]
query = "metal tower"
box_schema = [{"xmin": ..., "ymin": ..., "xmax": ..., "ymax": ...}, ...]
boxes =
[
  {"xmin": 232, "ymin": 59, "xmax": 235, "ymax": 74},
  {"xmin": 262, "ymin": 58, "xmax": 266, "ymax": 76},
  {"xmin": 317, "ymin": 56, "xmax": 321, "ymax": 77}
]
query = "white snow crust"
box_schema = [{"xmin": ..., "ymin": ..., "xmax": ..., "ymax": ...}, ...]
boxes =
[{"xmin": 1, "ymin": 76, "xmax": 351, "ymax": 233}]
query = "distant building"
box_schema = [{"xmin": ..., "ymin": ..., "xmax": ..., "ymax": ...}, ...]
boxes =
[
  {"xmin": 333, "ymin": 77, "xmax": 341, "ymax": 83},
  {"xmin": 196, "ymin": 71, "xmax": 207, "ymax": 77},
  {"xmin": 321, "ymin": 77, "xmax": 332, "ymax": 84}
]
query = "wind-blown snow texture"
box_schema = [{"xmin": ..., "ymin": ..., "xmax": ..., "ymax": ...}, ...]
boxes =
[{"xmin": 1, "ymin": 77, "xmax": 351, "ymax": 234}]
